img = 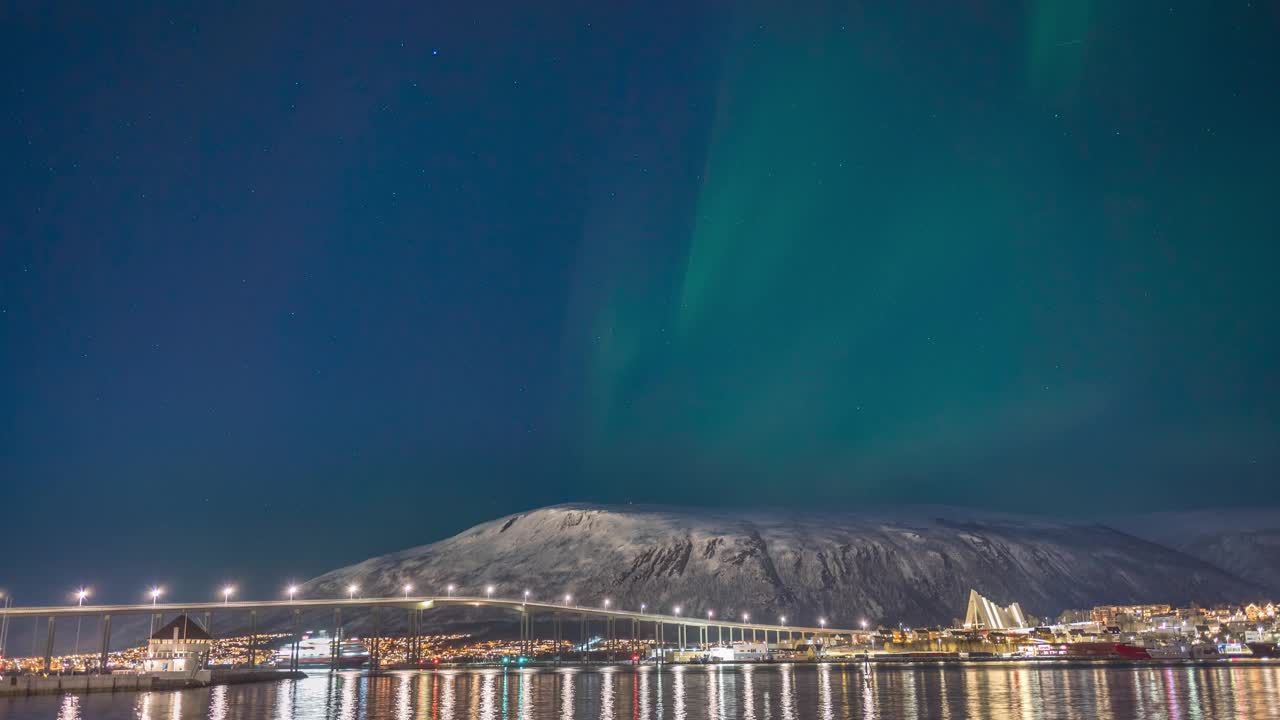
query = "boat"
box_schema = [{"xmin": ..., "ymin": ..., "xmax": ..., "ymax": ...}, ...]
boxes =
[
  {"xmin": 1246, "ymin": 642, "xmax": 1280, "ymax": 659},
  {"xmin": 1144, "ymin": 644, "xmax": 1191, "ymax": 660},
  {"xmin": 275, "ymin": 633, "xmax": 369, "ymax": 668},
  {"xmin": 1061, "ymin": 642, "xmax": 1151, "ymax": 660}
]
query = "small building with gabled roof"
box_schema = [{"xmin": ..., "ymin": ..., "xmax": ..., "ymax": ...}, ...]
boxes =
[{"xmin": 142, "ymin": 615, "xmax": 212, "ymax": 678}]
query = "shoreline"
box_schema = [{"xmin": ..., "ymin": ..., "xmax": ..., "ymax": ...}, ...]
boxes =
[{"xmin": 0, "ymin": 669, "xmax": 306, "ymax": 698}]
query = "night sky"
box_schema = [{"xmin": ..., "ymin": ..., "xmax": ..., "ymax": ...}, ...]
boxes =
[{"xmin": 3, "ymin": 0, "xmax": 1278, "ymax": 604}]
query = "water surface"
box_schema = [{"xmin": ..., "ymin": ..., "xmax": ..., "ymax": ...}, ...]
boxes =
[{"xmin": 3, "ymin": 663, "xmax": 1279, "ymax": 719}]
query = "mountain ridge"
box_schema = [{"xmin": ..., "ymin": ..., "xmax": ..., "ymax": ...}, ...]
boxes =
[{"xmin": 302, "ymin": 503, "xmax": 1271, "ymax": 626}]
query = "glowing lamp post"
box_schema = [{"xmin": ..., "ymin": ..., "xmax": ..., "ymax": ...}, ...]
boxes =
[
  {"xmin": 447, "ymin": 584, "xmax": 455, "ymax": 597},
  {"xmin": 222, "ymin": 586, "xmax": 234, "ymax": 605},
  {"xmin": 288, "ymin": 586, "xmax": 298, "ymax": 602},
  {"xmin": 403, "ymin": 584, "xmax": 413, "ymax": 599},
  {"xmin": 73, "ymin": 589, "xmax": 89, "ymax": 661},
  {"xmin": 486, "ymin": 585, "xmax": 495, "ymax": 599},
  {"xmin": 347, "ymin": 584, "xmax": 359, "ymax": 600}
]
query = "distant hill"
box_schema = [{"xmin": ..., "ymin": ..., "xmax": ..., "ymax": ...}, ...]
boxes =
[
  {"xmin": 1112, "ymin": 509, "xmax": 1280, "ymax": 596},
  {"xmin": 301, "ymin": 503, "xmax": 1267, "ymax": 628}
]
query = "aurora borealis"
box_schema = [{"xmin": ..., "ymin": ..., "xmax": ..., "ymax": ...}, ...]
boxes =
[
  {"xmin": 3, "ymin": 0, "xmax": 1278, "ymax": 599},
  {"xmin": 576, "ymin": 0, "xmax": 1277, "ymax": 506}
]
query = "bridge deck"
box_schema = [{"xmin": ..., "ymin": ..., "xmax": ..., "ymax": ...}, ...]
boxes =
[{"xmin": 0, "ymin": 596, "xmax": 851, "ymax": 635}]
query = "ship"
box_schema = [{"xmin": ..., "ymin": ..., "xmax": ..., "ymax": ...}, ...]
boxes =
[
  {"xmin": 1061, "ymin": 642, "xmax": 1152, "ymax": 660},
  {"xmin": 1144, "ymin": 644, "xmax": 1191, "ymax": 660},
  {"xmin": 275, "ymin": 632, "xmax": 369, "ymax": 668},
  {"xmin": 1246, "ymin": 642, "xmax": 1280, "ymax": 659}
]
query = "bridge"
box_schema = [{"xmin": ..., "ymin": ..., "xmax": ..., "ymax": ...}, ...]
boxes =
[{"xmin": 0, "ymin": 595, "xmax": 857, "ymax": 674}]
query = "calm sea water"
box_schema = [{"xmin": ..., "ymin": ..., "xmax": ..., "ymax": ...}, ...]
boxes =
[{"xmin": 2, "ymin": 663, "xmax": 1279, "ymax": 720}]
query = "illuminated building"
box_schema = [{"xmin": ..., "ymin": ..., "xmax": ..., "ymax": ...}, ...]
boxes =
[
  {"xmin": 142, "ymin": 615, "xmax": 212, "ymax": 679},
  {"xmin": 963, "ymin": 589, "xmax": 1027, "ymax": 630}
]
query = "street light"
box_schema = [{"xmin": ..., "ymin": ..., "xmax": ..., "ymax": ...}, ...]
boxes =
[
  {"xmin": 674, "ymin": 606, "xmax": 682, "ymax": 617},
  {"xmin": 74, "ymin": 589, "xmax": 89, "ymax": 662},
  {"xmin": 641, "ymin": 603, "xmax": 647, "ymax": 613},
  {"xmin": 780, "ymin": 615, "xmax": 787, "ymax": 625},
  {"xmin": 603, "ymin": 598, "xmax": 611, "ymax": 609},
  {"xmin": 742, "ymin": 613, "xmax": 750, "ymax": 622},
  {"xmin": 819, "ymin": 618, "xmax": 827, "ymax": 628},
  {"xmin": 707, "ymin": 610, "xmax": 714, "ymax": 620},
  {"xmin": 148, "ymin": 588, "xmax": 162, "ymax": 637},
  {"xmin": 288, "ymin": 586, "xmax": 298, "ymax": 602},
  {"xmin": 523, "ymin": 589, "xmax": 530, "ymax": 603},
  {"xmin": 486, "ymin": 585, "xmax": 495, "ymax": 599},
  {"xmin": 447, "ymin": 584, "xmax": 455, "ymax": 597},
  {"xmin": 564, "ymin": 594, "xmax": 572, "ymax": 606},
  {"xmin": 403, "ymin": 583, "xmax": 413, "ymax": 598},
  {"xmin": 222, "ymin": 586, "xmax": 235, "ymax": 604},
  {"xmin": 347, "ymin": 584, "xmax": 359, "ymax": 599}
]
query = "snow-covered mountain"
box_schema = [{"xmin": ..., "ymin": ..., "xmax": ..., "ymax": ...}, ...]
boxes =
[
  {"xmin": 303, "ymin": 504, "xmax": 1266, "ymax": 627},
  {"xmin": 1178, "ymin": 530, "xmax": 1280, "ymax": 595},
  {"xmin": 1111, "ymin": 509, "xmax": 1280, "ymax": 595}
]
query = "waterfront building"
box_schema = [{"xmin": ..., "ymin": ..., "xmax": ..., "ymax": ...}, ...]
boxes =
[{"xmin": 142, "ymin": 615, "xmax": 212, "ymax": 680}]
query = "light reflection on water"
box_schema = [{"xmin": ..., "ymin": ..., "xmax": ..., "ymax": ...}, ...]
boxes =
[{"xmin": 3, "ymin": 664, "xmax": 1280, "ymax": 720}]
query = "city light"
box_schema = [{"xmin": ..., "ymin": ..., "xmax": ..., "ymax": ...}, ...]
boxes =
[
  {"xmin": 404, "ymin": 583, "xmax": 413, "ymax": 598},
  {"xmin": 564, "ymin": 594, "xmax": 572, "ymax": 605},
  {"xmin": 486, "ymin": 585, "xmax": 495, "ymax": 598},
  {"xmin": 860, "ymin": 619, "xmax": 868, "ymax": 629},
  {"xmin": 222, "ymin": 586, "xmax": 235, "ymax": 604},
  {"xmin": 707, "ymin": 610, "xmax": 714, "ymax": 620},
  {"xmin": 819, "ymin": 617, "xmax": 827, "ymax": 628},
  {"xmin": 76, "ymin": 588, "xmax": 89, "ymax": 606},
  {"xmin": 603, "ymin": 598, "xmax": 611, "ymax": 608},
  {"xmin": 447, "ymin": 584, "xmax": 455, "ymax": 597},
  {"xmin": 641, "ymin": 603, "xmax": 647, "ymax": 613},
  {"xmin": 674, "ymin": 606, "xmax": 682, "ymax": 616},
  {"xmin": 780, "ymin": 615, "xmax": 787, "ymax": 625},
  {"xmin": 523, "ymin": 589, "xmax": 530, "ymax": 602},
  {"xmin": 150, "ymin": 587, "xmax": 162, "ymax": 604},
  {"xmin": 288, "ymin": 585, "xmax": 298, "ymax": 601},
  {"xmin": 743, "ymin": 613, "xmax": 750, "ymax": 622},
  {"xmin": 348, "ymin": 584, "xmax": 359, "ymax": 599}
]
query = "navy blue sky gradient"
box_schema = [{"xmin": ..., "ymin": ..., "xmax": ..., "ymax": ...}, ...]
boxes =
[{"xmin": 2, "ymin": 0, "xmax": 1277, "ymax": 604}]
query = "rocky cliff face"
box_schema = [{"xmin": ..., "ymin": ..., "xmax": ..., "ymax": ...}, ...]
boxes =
[{"xmin": 303, "ymin": 504, "xmax": 1267, "ymax": 626}]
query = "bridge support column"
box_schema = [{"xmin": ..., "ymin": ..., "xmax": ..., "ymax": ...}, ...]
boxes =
[
  {"xmin": 371, "ymin": 607, "xmax": 380, "ymax": 672},
  {"xmin": 415, "ymin": 608, "xmax": 421, "ymax": 664},
  {"xmin": 98, "ymin": 615, "xmax": 111, "ymax": 673},
  {"xmin": 0, "ymin": 596, "xmax": 9, "ymax": 659},
  {"xmin": 526, "ymin": 613, "xmax": 532, "ymax": 658},
  {"xmin": 406, "ymin": 608, "xmax": 414, "ymax": 665},
  {"xmin": 331, "ymin": 608, "xmax": 341, "ymax": 669},
  {"xmin": 249, "ymin": 610, "xmax": 257, "ymax": 669},
  {"xmin": 43, "ymin": 617, "xmax": 55, "ymax": 674},
  {"xmin": 554, "ymin": 614, "xmax": 563, "ymax": 663}
]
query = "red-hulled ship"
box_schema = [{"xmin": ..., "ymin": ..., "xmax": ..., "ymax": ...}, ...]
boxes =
[{"xmin": 1063, "ymin": 642, "xmax": 1151, "ymax": 660}]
